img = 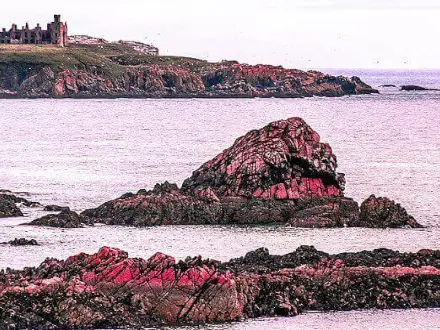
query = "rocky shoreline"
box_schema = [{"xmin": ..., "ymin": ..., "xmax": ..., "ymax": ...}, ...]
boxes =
[
  {"xmin": 1, "ymin": 246, "xmax": 438, "ymax": 328},
  {"xmin": 25, "ymin": 117, "xmax": 422, "ymax": 229},
  {"xmin": 0, "ymin": 43, "xmax": 378, "ymax": 99}
]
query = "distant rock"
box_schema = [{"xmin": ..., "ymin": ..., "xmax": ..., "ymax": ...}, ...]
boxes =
[
  {"xmin": 28, "ymin": 209, "xmax": 92, "ymax": 228},
  {"xmin": 351, "ymin": 195, "xmax": 423, "ymax": 228},
  {"xmin": 351, "ymin": 76, "xmax": 379, "ymax": 94},
  {"xmin": 379, "ymin": 84, "xmax": 397, "ymax": 88},
  {"xmin": 401, "ymin": 85, "xmax": 439, "ymax": 91},
  {"xmin": 2, "ymin": 238, "xmax": 39, "ymax": 246}
]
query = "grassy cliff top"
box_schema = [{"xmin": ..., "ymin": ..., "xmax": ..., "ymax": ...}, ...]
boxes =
[{"xmin": 0, "ymin": 43, "xmax": 213, "ymax": 77}]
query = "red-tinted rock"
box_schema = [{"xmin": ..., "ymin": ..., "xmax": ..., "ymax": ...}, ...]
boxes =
[
  {"xmin": 351, "ymin": 195, "xmax": 423, "ymax": 228},
  {"xmin": 0, "ymin": 247, "xmax": 244, "ymax": 327},
  {"xmin": 0, "ymin": 246, "xmax": 439, "ymax": 328},
  {"xmin": 82, "ymin": 119, "xmax": 359, "ymax": 227},
  {"xmin": 6, "ymin": 58, "xmax": 378, "ymax": 98},
  {"xmin": 182, "ymin": 118, "xmax": 345, "ymax": 200}
]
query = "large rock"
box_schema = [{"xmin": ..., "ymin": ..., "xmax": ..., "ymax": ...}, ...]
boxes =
[
  {"xmin": 182, "ymin": 117, "xmax": 345, "ymax": 200},
  {"xmin": 0, "ymin": 246, "xmax": 439, "ymax": 328},
  {"xmin": 83, "ymin": 118, "xmax": 360, "ymax": 227},
  {"xmin": 351, "ymin": 195, "xmax": 423, "ymax": 228}
]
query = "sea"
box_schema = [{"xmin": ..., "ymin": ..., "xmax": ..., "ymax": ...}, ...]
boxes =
[{"xmin": 0, "ymin": 69, "xmax": 439, "ymax": 329}]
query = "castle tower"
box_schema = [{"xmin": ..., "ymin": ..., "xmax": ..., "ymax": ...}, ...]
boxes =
[{"xmin": 50, "ymin": 14, "xmax": 68, "ymax": 46}]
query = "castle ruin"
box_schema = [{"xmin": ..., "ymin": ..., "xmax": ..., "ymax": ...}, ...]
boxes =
[{"xmin": 0, "ymin": 15, "xmax": 68, "ymax": 46}]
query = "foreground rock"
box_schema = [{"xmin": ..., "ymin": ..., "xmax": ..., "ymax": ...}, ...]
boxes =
[
  {"xmin": 0, "ymin": 238, "xmax": 39, "ymax": 246},
  {"xmin": 351, "ymin": 195, "xmax": 423, "ymax": 228},
  {"xmin": 0, "ymin": 246, "xmax": 439, "ymax": 328},
  {"xmin": 28, "ymin": 209, "xmax": 92, "ymax": 228},
  {"xmin": 0, "ymin": 193, "xmax": 40, "ymax": 217},
  {"xmin": 81, "ymin": 118, "xmax": 360, "ymax": 227}
]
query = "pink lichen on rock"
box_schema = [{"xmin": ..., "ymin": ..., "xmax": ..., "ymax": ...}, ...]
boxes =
[{"xmin": 182, "ymin": 118, "xmax": 344, "ymax": 201}]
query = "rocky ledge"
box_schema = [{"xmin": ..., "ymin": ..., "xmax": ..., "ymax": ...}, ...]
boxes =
[
  {"xmin": 0, "ymin": 246, "xmax": 438, "ymax": 328},
  {"xmin": 28, "ymin": 117, "xmax": 422, "ymax": 229}
]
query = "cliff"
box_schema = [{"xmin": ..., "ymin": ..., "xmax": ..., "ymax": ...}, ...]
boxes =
[{"xmin": 0, "ymin": 43, "xmax": 378, "ymax": 98}]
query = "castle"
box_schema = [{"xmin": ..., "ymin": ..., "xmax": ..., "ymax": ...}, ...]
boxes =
[{"xmin": 0, "ymin": 15, "xmax": 68, "ymax": 46}]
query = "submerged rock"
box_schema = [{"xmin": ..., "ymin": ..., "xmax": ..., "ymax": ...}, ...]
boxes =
[
  {"xmin": 83, "ymin": 118, "xmax": 360, "ymax": 227},
  {"xmin": 0, "ymin": 246, "xmax": 439, "ymax": 328},
  {"xmin": 28, "ymin": 209, "xmax": 92, "ymax": 228},
  {"xmin": 351, "ymin": 195, "xmax": 423, "ymax": 228}
]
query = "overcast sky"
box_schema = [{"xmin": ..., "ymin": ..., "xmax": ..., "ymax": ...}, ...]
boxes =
[{"xmin": 2, "ymin": 0, "xmax": 439, "ymax": 69}]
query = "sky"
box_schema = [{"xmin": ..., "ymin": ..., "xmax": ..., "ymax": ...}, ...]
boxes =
[{"xmin": 1, "ymin": 0, "xmax": 439, "ymax": 69}]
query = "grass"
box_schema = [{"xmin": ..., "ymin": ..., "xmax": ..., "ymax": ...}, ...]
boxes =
[{"xmin": 0, "ymin": 43, "xmax": 220, "ymax": 78}]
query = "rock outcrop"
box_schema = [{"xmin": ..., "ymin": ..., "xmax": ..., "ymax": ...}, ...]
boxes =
[
  {"xmin": 181, "ymin": 117, "xmax": 345, "ymax": 200},
  {"xmin": 1, "ymin": 246, "xmax": 439, "ymax": 328},
  {"xmin": 1, "ymin": 238, "xmax": 39, "ymax": 246},
  {"xmin": 351, "ymin": 195, "xmax": 423, "ymax": 228},
  {"xmin": 0, "ymin": 193, "xmax": 39, "ymax": 217},
  {"xmin": 0, "ymin": 195, "xmax": 23, "ymax": 218},
  {"xmin": 28, "ymin": 209, "xmax": 92, "ymax": 228},
  {"xmin": 80, "ymin": 118, "xmax": 360, "ymax": 227}
]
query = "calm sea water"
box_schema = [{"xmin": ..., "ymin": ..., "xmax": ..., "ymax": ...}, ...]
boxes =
[{"xmin": 0, "ymin": 70, "xmax": 439, "ymax": 329}]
